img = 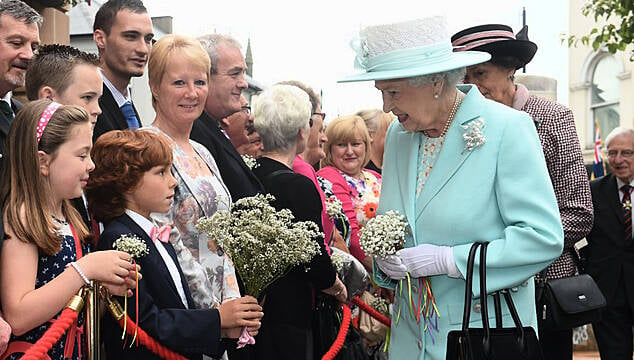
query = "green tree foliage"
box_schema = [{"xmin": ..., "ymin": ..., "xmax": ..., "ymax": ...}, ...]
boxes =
[{"xmin": 568, "ymin": 0, "xmax": 634, "ymax": 60}]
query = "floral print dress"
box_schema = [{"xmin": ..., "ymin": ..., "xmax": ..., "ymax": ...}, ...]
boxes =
[
  {"xmin": 146, "ymin": 127, "xmax": 240, "ymax": 310},
  {"xmin": 341, "ymin": 170, "xmax": 382, "ymax": 232},
  {"xmin": 6, "ymin": 222, "xmax": 88, "ymax": 360}
]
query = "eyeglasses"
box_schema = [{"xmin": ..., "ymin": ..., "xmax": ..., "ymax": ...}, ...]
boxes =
[
  {"xmin": 312, "ymin": 112, "xmax": 326, "ymax": 121},
  {"xmin": 241, "ymin": 105, "xmax": 251, "ymax": 115},
  {"xmin": 607, "ymin": 150, "xmax": 634, "ymax": 158}
]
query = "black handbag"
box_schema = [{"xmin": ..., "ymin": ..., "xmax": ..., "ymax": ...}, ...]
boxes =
[
  {"xmin": 535, "ymin": 270, "xmax": 606, "ymax": 331},
  {"xmin": 447, "ymin": 242, "xmax": 543, "ymax": 360}
]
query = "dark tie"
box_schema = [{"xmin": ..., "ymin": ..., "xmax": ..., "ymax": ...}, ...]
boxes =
[
  {"xmin": 0, "ymin": 101, "xmax": 14, "ymax": 123},
  {"xmin": 622, "ymin": 185, "xmax": 633, "ymax": 241},
  {"xmin": 120, "ymin": 101, "xmax": 140, "ymax": 130}
]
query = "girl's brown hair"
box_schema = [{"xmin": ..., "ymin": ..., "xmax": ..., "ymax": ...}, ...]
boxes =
[
  {"xmin": 0, "ymin": 99, "xmax": 91, "ymax": 255},
  {"xmin": 86, "ymin": 130, "xmax": 173, "ymax": 223}
]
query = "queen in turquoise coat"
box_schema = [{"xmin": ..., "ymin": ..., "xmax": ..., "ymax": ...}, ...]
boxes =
[{"xmin": 339, "ymin": 16, "xmax": 564, "ymax": 360}]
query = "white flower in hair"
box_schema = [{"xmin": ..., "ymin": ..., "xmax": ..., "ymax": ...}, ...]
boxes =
[{"xmin": 461, "ymin": 117, "xmax": 486, "ymax": 154}]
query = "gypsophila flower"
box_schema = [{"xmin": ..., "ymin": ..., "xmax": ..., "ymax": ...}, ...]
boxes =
[
  {"xmin": 359, "ymin": 210, "xmax": 407, "ymax": 259},
  {"xmin": 241, "ymin": 154, "xmax": 258, "ymax": 170},
  {"xmin": 113, "ymin": 234, "xmax": 148, "ymax": 259},
  {"xmin": 196, "ymin": 193, "xmax": 322, "ymax": 298},
  {"xmin": 461, "ymin": 117, "xmax": 486, "ymax": 154},
  {"xmin": 330, "ymin": 250, "xmax": 346, "ymax": 272},
  {"xmin": 325, "ymin": 196, "xmax": 344, "ymax": 219}
]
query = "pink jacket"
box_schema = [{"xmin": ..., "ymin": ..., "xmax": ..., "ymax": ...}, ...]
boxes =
[
  {"xmin": 317, "ymin": 166, "xmax": 381, "ymax": 262},
  {"xmin": 292, "ymin": 156, "xmax": 332, "ymax": 254}
]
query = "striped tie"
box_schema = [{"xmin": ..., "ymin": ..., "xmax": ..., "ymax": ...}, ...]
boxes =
[{"xmin": 622, "ymin": 185, "xmax": 633, "ymax": 241}]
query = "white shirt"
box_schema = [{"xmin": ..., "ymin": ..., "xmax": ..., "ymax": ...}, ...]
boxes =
[
  {"xmin": 101, "ymin": 71, "xmax": 131, "ymax": 107},
  {"xmin": 125, "ymin": 210, "xmax": 189, "ymax": 308}
]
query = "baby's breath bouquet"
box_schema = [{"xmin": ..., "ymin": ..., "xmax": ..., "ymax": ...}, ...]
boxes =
[
  {"xmin": 196, "ymin": 193, "xmax": 322, "ymax": 299},
  {"xmin": 359, "ymin": 210, "xmax": 407, "ymax": 259},
  {"xmin": 360, "ymin": 210, "xmax": 440, "ymax": 342}
]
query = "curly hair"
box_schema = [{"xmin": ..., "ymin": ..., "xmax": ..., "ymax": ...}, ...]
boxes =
[{"xmin": 86, "ymin": 130, "xmax": 173, "ymax": 223}]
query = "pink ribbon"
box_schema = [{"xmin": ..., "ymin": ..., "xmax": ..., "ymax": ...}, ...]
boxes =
[
  {"xmin": 236, "ymin": 326, "xmax": 255, "ymax": 348},
  {"xmin": 150, "ymin": 225, "xmax": 171, "ymax": 243}
]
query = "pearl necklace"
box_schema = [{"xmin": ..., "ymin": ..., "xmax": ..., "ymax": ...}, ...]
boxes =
[{"xmin": 423, "ymin": 92, "xmax": 464, "ymax": 138}]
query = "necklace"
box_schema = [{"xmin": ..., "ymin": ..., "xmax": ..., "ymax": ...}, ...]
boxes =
[
  {"xmin": 423, "ymin": 92, "xmax": 464, "ymax": 138},
  {"xmin": 52, "ymin": 215, "xmax": 68, "ymax": 225}
]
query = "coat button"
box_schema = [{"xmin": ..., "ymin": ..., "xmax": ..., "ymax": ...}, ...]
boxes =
[
  {"xmin": 418, "ymin": 340, "xmax": 423, "ymax": 349},
  {"xmin": 473, "ymin": 302, "xmax": 481, "ymax": 313}
]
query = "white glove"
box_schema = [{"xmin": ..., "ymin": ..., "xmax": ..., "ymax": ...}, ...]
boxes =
[
  {"xmin": 397, "ymin": 244, "xmax": 462, "ymax": 279},
  {"xmin": 375, "ymin": 255, "xmax": 408, "ymax": 280}
]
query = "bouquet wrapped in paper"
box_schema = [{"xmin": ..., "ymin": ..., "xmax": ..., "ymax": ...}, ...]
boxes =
[
  {"xmin": 196, "ymin": 193, "xmax": 323, "ymax": 346},
  {"xmin": 330, "ymin": 247, "xmax": 370, "ymax": 301}
]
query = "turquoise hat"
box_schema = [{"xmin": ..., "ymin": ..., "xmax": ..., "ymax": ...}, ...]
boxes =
[{"xmin": 339, "ymin": 17, "xmax": 491, "ymax": 83}]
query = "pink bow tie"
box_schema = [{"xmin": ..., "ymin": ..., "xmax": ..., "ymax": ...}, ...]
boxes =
[{"xmin": 150, "ymin": 225, "xmax": 171, "ymax": 243}]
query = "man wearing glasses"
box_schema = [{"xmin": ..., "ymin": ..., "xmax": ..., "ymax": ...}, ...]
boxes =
[
  {"xmin": 584, "ymin": 126, "xmax": 634, "ymax": 359},
  {"xmin": 191, "ymin": 33, "xmax": 263, "ymax": 202},
  {"xmin": 220, "ymin": 95, "xmax": 252, "ymax": 150}
]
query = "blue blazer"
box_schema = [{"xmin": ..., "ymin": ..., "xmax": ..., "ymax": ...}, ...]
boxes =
[
  {"xmin": 375, "ymin": 85, "xmax": 563, "ymax": 360},
  {"xmin": 98, "ymin": 214, "xmax": 226, "ymax": 360}
]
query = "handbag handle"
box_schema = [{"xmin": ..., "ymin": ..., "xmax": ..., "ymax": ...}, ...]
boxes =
[{"xmin": 461, "ymin": 242, "xmax": 529, "ymax": 356}]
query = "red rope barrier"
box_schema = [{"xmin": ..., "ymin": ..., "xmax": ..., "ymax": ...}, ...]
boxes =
[
  {"xmin": 321, "ymin": 304, "xmax": 351, "ymax": 360},
  {"xmin": 352, "ymin": 296, "xmax": 391, "ymax": 327},
  {"xmin": 20, "ymin": 308, "xmax": 78, "ymax": 360},
  {"xmin": 117, "ymin": 316, "xmax": 187, "ymax": 360}
]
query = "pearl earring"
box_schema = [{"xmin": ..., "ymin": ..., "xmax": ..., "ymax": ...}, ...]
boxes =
[{"xmin": 434, "ymin": 93, "xmax": 439, "ymax": 99}]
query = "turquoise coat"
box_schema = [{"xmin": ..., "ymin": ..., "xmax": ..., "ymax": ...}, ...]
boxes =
[{"xmin": 374, "ymin": 85, "xmax": 563, "ymax": 360}]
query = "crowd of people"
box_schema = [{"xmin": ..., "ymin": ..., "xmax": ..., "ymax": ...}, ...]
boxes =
[{"xmin": 0, "ymin": 0, "xmax": 631, "ymax": 359}]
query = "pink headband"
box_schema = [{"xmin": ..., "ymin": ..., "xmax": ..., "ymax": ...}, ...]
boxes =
[{"xmin": 36, "ymin": 102, "xmax": 62, "ymax": 143}]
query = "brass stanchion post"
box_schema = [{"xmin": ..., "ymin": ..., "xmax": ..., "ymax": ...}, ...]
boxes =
[{"xmin": 84, "ymin": 281, "xmax": 100, "ymax": 360}]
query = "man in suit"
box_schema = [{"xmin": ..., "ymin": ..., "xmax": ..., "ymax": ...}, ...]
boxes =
[
  {"xmin": 191, "ymin": 34, "xmax": 263, "ymax": 201},
  {"xmin": 92, "ymin": 0, "xmax": 153, "ymax": 141},
  {"xmin": 585, "ymin": 126, "xmax": 634, "ymax": 359},
  {"xmin": 0, "ymin": 0, "xmax": 41, "ymax": 167}
]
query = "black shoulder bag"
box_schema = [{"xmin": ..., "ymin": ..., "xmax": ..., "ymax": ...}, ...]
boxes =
[
  {"xmin": 535, "ymin": 268, "xmax": 605, "ymax": 331},
  {"xmin": 446, "ymin": 242, "xmax": 543, "ymax": 359}
]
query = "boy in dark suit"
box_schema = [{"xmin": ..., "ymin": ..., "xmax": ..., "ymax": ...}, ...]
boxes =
[{"xmin": 87, "ymin": 130, "xmax": 262, "ymax": 359}]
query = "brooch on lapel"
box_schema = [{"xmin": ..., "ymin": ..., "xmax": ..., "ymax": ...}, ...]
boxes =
[{"xmin": 461, "ymin": 117, "xmax": 486, "ymax": 154}]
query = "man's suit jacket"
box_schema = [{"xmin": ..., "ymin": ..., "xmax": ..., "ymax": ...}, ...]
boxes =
[
  {"xmin": 98, "ymin": 214, "xmax": 225, "ymax": 360},
  {"xmin": 93, "ymin": 85, "xmax": 141, "ymax": 141},
  {"xmin": 584, "ymin": 174, "xmax": 634, "ymax": 306},
  {"xmin": 0, "ymin": 97, "xmax": 22, "ymax": 242},
  {"xmin": 190, "ymin": 112, "xmax": 263, "ymax": 200}
]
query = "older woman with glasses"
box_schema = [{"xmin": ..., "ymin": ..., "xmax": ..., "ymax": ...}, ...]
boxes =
[
  {"xmin": 452, "ymin": 24, "xmax": 593, "ymax": 359},
  {"xmin": 251, "ymin": 84, "xmax": 346, "ymax": 360},
  {"xmin": 339, "ymin": 17, "xmax": 563, "ymax": 359}
]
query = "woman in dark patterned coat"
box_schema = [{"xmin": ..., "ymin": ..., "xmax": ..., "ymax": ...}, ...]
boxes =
[{"xmin": 452, "ymin": 24, "xmax": 594, "ymax": 360}]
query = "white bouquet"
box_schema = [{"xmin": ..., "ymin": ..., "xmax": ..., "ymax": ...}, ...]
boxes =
[
  {"xmin": 359, "ymin": 210, "xmax": 407, "ymax": 259},
  {"xmin": 196, "ymin": 193, "xmax": 322, "ymax": 298}
]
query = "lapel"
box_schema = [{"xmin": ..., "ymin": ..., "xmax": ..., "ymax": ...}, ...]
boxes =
[
  {"xmin": 395, "ymin": 128, "xmax": 418, "ymax": 229},
  {"xmin": 415, "ymin": 86, "xmax": 482, "ymax": 220},
  {"xmin": 117, "ymin": 214, "xmax": 184, "ymax": 302},
  {"xmin": 606, "ymin": 175, "xmax": 624, "ymax": 224},
  {"xmin": 100, "ymin": 85, "xmax": 128, "ymax": 130}
]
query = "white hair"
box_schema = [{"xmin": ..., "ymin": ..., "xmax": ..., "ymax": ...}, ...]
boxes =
[
  {"xmin": 253, "ymin": 84, "xmax": 311, "ymax": 152},
  {"xmin": 605, "ymin": 126, "xmax": 634, "ymax": 148}
]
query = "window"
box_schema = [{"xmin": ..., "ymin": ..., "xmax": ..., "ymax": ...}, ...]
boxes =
[{"xmin": 591, "ymin": 55, "xmax": 620, "ymax": 145}]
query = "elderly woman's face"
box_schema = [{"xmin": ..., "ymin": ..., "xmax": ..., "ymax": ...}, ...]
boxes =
[
  {"xmin": 153, "ymin": 54, "xmax": 208, "ymax": 125},
  {"xmin": 464, "ymin": 62, "xmax": 515, "ymax": 104},
  {"xmin": 331, "ymin": 135, "xmax": 366, "ymax": 177},
  {"xmin": 375, "ymin": 78, "xmax": 435, "ymax": 132}
]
